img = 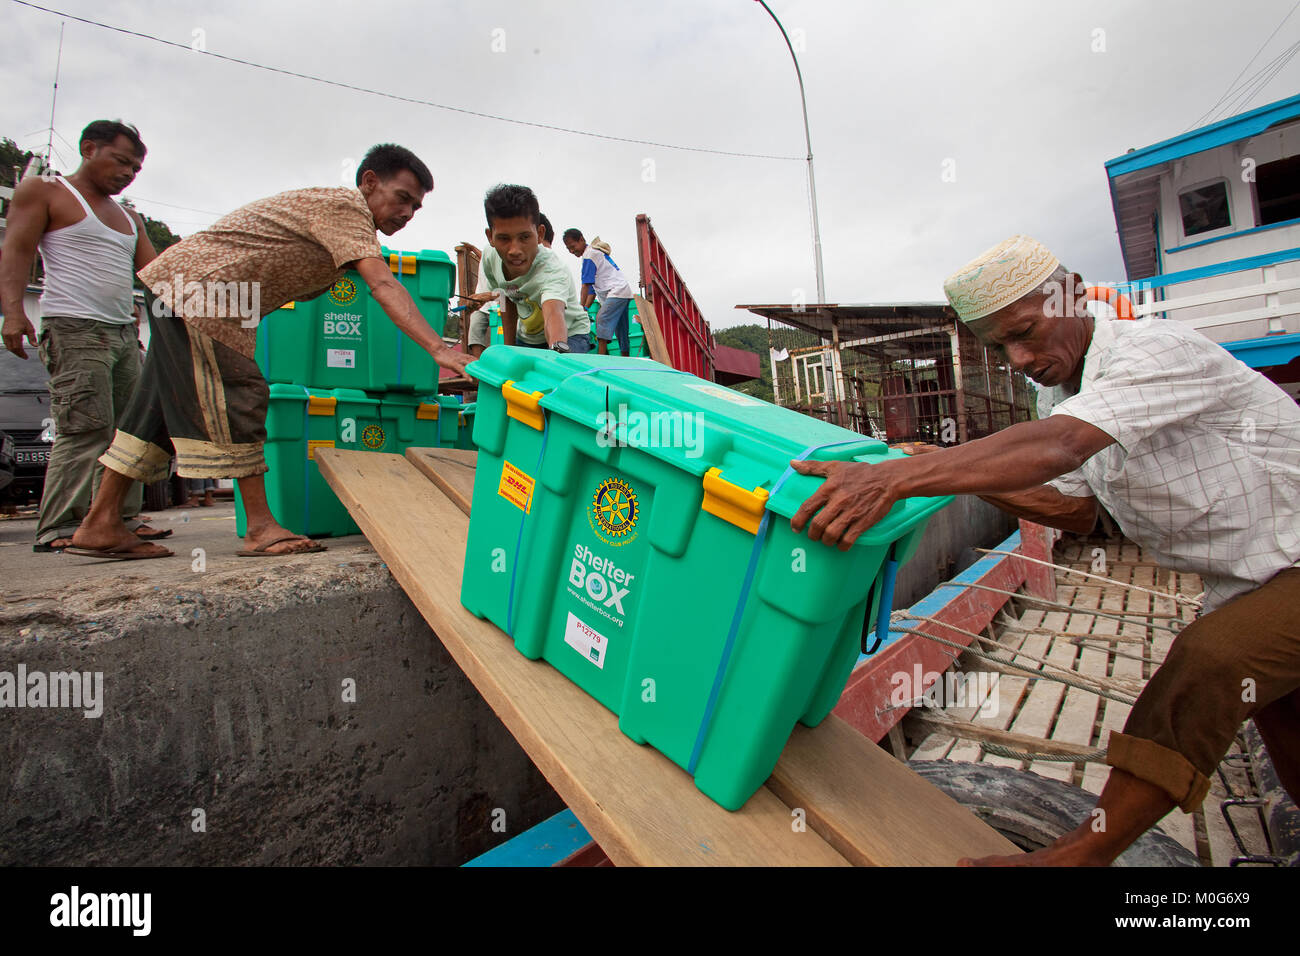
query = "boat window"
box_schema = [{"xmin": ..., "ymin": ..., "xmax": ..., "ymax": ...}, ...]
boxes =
[
  {"xmin": 1254, "ymin": 155, "xmax": 1300, "ymax": 226},
  {"xmin": 1178, "ymin": 181, "xmax": 1231, "ymax": 237}
]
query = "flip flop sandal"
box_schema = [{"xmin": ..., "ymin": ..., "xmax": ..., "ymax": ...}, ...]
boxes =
[
  {"xmin": 134, "ymin": 526, "xmax": 174, "ymax": 540},
  {"xmin": 33, "ymin": 540, "xmax": 72, "ymax": 553},
  {"xmin": 63, "ymin": 544, "xmax": 175, "ymax": 561},
  {"xmin": 237, "ymin": 535, "xmax": 327, "ymax": 557}
]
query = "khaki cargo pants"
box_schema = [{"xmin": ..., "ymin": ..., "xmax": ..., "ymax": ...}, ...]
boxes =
[
  {"xmin": 1107, "ymin": 567, "xmax": 1300, "ymax": 811},
  {"xmin": 35, "ymin": 316, "xmax": 145, "ymax": 545}
]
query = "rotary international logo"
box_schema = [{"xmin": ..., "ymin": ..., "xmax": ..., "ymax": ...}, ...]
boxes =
[
  {"xmin": 328, "ymin": 277, "xmax": 359, "ymax": 305},
  {"xmin": 591, "ymin": 477, "xmax": 638, "ymax": 542},
  {"xmin": 361, "ymin": 424, "xmax": 386, "ymax": 449}
]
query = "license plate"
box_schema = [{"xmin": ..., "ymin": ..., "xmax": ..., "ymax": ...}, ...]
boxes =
[{"xmin": 16, "ymin": 448, "xmax": 49, "ymax": 465}]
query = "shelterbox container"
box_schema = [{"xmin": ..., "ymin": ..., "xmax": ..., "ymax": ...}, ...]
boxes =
[
  {"xmin": 254, "ymin": 248, "xmax": 454, "ymax": 392},
  {"xmin": 378, "ymin": 392, "xmax": 463, "ymax": 449},
  {"xmin": 459, "ymin": 349, "xmax": 950, "ymax": 810},
  {"xmin": 234, "ymin": 384, "xmax": 450, "ymax": 538}
]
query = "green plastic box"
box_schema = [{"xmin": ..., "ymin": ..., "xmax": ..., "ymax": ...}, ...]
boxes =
[
  {"xmin": 459, "ymin": 349, "xmax": 951, "ymax": 810},
  {"xmin": 254, "ymin": 247, "xmax": 454, "ymax": 392},
  {"xmin": 378, "ymin": 391, "xmax": 462, "ymax": 448},
  {"xmin": 235, "ymin": 384, "xmax": 428, "ymax": 538}
]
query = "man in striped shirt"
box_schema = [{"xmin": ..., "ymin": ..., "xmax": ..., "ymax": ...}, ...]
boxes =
[{"xmin": 791, "ymin": 235, "xmax": 1300, "ymax": 866}]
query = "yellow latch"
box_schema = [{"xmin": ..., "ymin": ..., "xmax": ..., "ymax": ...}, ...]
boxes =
[
  {"xmin": 388, "ymin": 253, "xmax": 416, "ymax": 275},
  {"xmin": 307, "ymin": 395, "xmax": 337, "ymax": 416},
  {"xmin": 702, "ymin": 467, "xmax": 769, "ymax": 534},
  {"xmin": 502, "ymin": 380, "xmax": 545, "ymax": 431},
  {"xmin": 416, "ymin": 402, "xmax": 440, "ymax": 420}
]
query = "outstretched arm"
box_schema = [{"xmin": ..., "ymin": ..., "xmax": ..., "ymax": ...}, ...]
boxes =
[
  {"xmin": 791, "ymin": 415, "xmax": 1113, "ymax": 549},
  {"xmin": 895, "ymin": 441, "xmax": 1098, "ymax": 534},
  {"xmin": 354, "ymin": 256, "xmax": 471, "ymax": 376}
]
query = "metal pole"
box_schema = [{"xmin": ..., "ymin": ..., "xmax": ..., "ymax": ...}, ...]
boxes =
[
  {"xmin": 755, "ymin": 1, "xmax": 825, "ymax": 304},
  {"xmin": 46, "ymin": 22, "xmax": 65, "ymax": 169}
]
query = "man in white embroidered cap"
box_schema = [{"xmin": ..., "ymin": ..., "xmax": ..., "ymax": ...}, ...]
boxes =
[{"xmin": 790, "ymin": 234, "xmax": 1300, "ymax": 866}]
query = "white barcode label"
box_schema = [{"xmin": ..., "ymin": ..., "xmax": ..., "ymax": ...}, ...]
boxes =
[
  {"xmin": 563, "ymin": 612, "xmax": 608, "ymax": 669},
  {"xmin": 326, "ymin": 349, "xmax": 356, "ymax": 368}
]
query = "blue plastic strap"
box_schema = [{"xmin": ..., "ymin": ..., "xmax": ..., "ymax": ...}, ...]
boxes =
[
  {"xmin": 865, "ymin": 544, "xmax": 899, "ymax": 656},
  {"xmin": 506, "ymin": 414, "xmax": 548, "ymax": 637},
  {"xmin": 686, "ymin": 437, "xmax": 864, "ymax": 774}
]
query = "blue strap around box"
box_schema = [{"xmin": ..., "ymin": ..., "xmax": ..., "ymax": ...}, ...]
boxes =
[
  {"xmin": 686, "ymin": 437, "xmax": 873, "ymax": 775},
  {"xmin": 504, "ymin": 363, "xmax": 690, "ymax": 638}
]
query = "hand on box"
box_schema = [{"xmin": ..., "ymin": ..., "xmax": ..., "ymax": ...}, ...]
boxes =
[
  {"xmin": 788, "ymin": 458, "xmax": 906, "ymax": 551},
  {"xmin": 437, "ymin": 348, "xmax": 474, "ymax": 378}
]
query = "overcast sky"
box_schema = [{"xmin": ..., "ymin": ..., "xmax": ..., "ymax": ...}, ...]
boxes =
[{"xmin": 3, "ymin": 0, "xmax": 1299, "ymax": 329}]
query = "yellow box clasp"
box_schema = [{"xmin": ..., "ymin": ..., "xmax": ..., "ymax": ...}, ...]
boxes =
[
  {"xmin": 702, "ymin": 467, "xmax": 769, "ymax": 534},
  {"xmin": 502, "ymin": 380, "xmax": 545, "ymax": 431},
  {"xmin": 416, "ymin": 402, "xmax": 440, "ymax": 421},
  {"xmin": 388, "ymin": 252, "xmax": 416, "ymax": 275},
  {"xmin": 307, "ymin": 395, "xmax": 337, "ymax": 416}
]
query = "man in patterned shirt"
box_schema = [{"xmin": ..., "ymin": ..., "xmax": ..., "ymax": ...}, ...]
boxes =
[
  {"xmin": 67, "ymin": 144, "xmax": 471, "ymax": 559},
  {"xmin": 791, "ymin": 235, "xmax": 1300, "ymax": 866}
]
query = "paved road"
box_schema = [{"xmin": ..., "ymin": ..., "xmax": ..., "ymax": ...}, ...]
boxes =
[{"xmin": 0, "ymin": 500, "xmax": 372, "ymax": 604}]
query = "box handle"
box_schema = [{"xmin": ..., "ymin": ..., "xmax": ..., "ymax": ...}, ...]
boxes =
[
  {"xmin": 502, "ymin": 380, "xmax": 545, "ymax": 431},
  {"xmin": 701, "ymin": 467, "xmax": 769, "ymax": 534},
  {"xmin": 307, "ymin": 395, "xmax": 337, "ymax": 417}
]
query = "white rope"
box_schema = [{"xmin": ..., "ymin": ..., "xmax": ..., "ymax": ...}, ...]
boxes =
[{"xmin": 975, "ymin": 548, "xmax": 1203, "ymax": 610}]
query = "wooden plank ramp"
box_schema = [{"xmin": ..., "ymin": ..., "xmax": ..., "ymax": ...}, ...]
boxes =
[
  {"xmin": 405, "ymin": 447, "xmax": 477, "ymax": 515},
  {"xmin": 317, "ymin": 447, "xmax": 1020, "ymax": 866}
]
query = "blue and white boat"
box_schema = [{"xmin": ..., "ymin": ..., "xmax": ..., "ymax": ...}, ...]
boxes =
[{"xmin": 1106, "ymin": 92, "xmax": 1300, "ymax": 400}]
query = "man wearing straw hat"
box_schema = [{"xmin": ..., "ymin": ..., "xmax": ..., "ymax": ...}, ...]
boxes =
[{"xmin": 790, "ymin": 235, "xmax": 1300, "ymax": 866}]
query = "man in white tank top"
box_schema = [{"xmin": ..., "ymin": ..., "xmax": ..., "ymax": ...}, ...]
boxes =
[{"xmin": 0, "ymin": 120, "xmax": 164, "ymax": 551}]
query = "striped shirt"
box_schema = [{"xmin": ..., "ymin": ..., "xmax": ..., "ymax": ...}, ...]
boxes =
[{"xmin": 1040, "ymin": 318, "xmax": 1300, "ymax": 611}]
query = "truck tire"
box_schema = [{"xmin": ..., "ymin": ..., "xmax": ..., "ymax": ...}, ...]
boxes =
[{"xmin": 909, "ymin": 760, "xmax": 1201, "ymax": 867}]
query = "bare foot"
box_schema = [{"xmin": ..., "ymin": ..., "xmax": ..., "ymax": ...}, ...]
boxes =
[
  {"xmin": 959, "ymin": 826, "xmax": 1108, "ymax": 867},
  {"xmin": 244, "ymin": 522, "xmax": 325, "ymax": 555}
]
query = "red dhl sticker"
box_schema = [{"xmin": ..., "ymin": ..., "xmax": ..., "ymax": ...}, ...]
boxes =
[{"xmin": 498, "ymin": 461, "xmax": 535, "ymax": 513}]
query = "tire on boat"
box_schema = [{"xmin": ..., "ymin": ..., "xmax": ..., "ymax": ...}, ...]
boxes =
[{"xmin": 909, "ymin": 760, "xmax": 1201, "ymax": 867}]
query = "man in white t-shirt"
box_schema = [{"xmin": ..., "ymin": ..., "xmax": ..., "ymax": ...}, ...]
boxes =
[
  {"xmin": 466, "ymin": 213, "xmax": 559, "ymax": 357},
  {"xmin": 563, "ymin": 228, "xmax": 635, "ymax": 356},
  {"xmin": 479, "ymin": 186, "xmax": 589, "ymax": 353}
]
